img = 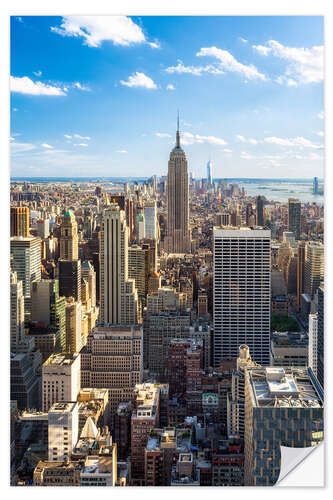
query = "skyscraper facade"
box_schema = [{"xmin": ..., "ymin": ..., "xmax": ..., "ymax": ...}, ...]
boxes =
[
  {"xmin": 304, "ymin": 242, "xmax": 324, "ymax": 300},
  {"xmin": 31, "ymin": 279, "xmax": 66, "ymax": 350},
  {"xmin": 244, "ymin": 366, "xmax": 323, "ymax": 486},
  {"xmin": 59, "ymin": 210, "xmax": 79, "ymax": 261},
  {"xmin": 308, "ymin": 312, "xmax": 318, "ymax": 377},
  {"xmin": 11, "ymin": 206, "xmax": 30, "ymax": 237},
  {"xmin": 80, "ymin": 325, "xmax": 143, "ymax": 413},
  {"xmin": 42, "ymin": 352, "xmax": 81, "ymax": 412},
  {"xmin": 296, "ymin": 241, "xmax": 306, "ymax": 311},
  {"xmin": 100, "ymin": 204, "xmax": 139, "ymax": 324},
  {"xmin": 166, "ymin": 118, "xmax": 191, "ymax": 254},
  {"xmin": 10, "ymin": 236, "xmax": 41, "ymax": 318},
  {"xmin": 207, "ymin": 160, "xmax": 212, "ymax": 186},
  {"xmin": 256, "ymin": 196, "xmax": 264, "ymax": 226},
  {"xmin": 128, "ymin": 245, "xmax": 146, "ymax": 308},
  {"xmin": 213, "ymin": 227, "xmax": 271, "ymax": 366},
  {"xmin": 144, "ymin": 201, "xmax": 157, "ymax": 240},
  {"xmin": 288, "ymin": 198, "xmax": 301, "ymax": 240},
  {"xmin": 10, "ymin": 271, "xmax": 25, "ymax": 350},
  {"xmin": 58, "ymin": 259, "xmax": 82, "ymax": 303}
]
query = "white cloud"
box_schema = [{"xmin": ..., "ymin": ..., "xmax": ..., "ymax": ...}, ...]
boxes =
[
  {"xmin": 74, "ymin": 82, "xmax": 90, "ymax": 91},
  {"xmin": 120, "ymin": 72, "xmax": 157, "ymax": 89},
  {"xmin": 165, "ymin": 60, "xmax": 224, "ymax": 76},
  {"xmin": 10, "ymin": 76, "xmax": 66, "ymax": 96},
  {"xmin": 236, "ymin": 135, "xmax": 260, "ymax": 145},
  {"xmin": 51, "ymin": 16, "xmax": 149, "ymax": 48},
  {"xmin": 239, "ymin": 37, "xmax": 248, "ymax": 44},
  {"xmin": 316, "ymin": 131, "xmax": 324, "ymax": 137},
  {"xmin": 223, "ymin": 148, "xmax": 232, "ymax": 153},
  {"xmin": 252, "ymin": 44, "xmax": 271, "ymax": 56},
  {"xmin": 197, "ymin": 46, "xmax": 267, "ymax": 80},
  {"xmin": 116, "ymin": 150, "xmax": 127, "ymax": 153},
  {"xmin": 33, "ymin": 70, "xmax": 42, "ymax": 77},
  {"xmin": 264, "ymin": 136, "xmax": 322, "ymax": 149},
  {"xmin": 307, "ymin": 152, "xmax": 323, "ymax": 160},
  {"xmin": 166, "ymin": 84, "xmax": 175, "ymax": 90},
  {"xmin": 42, "ymin": 143, "xmax": 53, "ymax": 149},
  {"xmin": 254, "ymin": 40, "xmax": 323, "ymax": 85},
  {"xmin": 64, "ymin": 134, "xmax": 72, "ymax": 139},
  {"xmin": 41, "ymin": 148, "xmax": 69, "ymax": 154},
  {"xmin": 149, "ymin": 41, "xmax": 161, "ymax": 49},
  {"xmin": 12, "ymin": 108, "xmax": 18, "ymax": 112},
  {"xmin": 11, "ymin": 142, "xmax": 36, "ymax": 154},
  {"xmin": 74, "ymin": 143, "xmax": 88, "ymax": 147},
  {"xmin": 275, "ymin": 75, "xmax": 298, "ymax": 87},
  {"xmin": 156, "ymin": 132, "xmax": 171, "ymax": 138},
  {"xmin": 240, "ymin": 151, "xmax": 255, "ymax": 160},
  {"xmin": 182, "ymin": 132, "xmax": 227, "ymax": 146},
  {"xmin": 317, "ymin": 111, "xmax": 324, "ymax": 119},
  {"xmin": 74, "ymin": 133, "xmax": 91, "ymax": 140}
]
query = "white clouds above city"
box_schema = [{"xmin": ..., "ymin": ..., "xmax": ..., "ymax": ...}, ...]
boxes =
[
  {"xmin": 182, "ymin": 132, "xmax": 227, "ymax": 146},
  {"xmin": 264, "ymin": 136, "xmax": 322, "ymax": 149},
  {"xmin": 120, "ymin": 72, "xmax": 157, "ymax": 89},
  {"xmin": 197, "ymin": 46, "xmax": 267, "ymax": 80},
  {"xmin": 253, "ymin": 40, "xmax": 323, "ymax": 86},
  {"xmin": 165, "ymin": 47, "xmax": 267, "ymax": 81},
  {"xmin": 236, "ymin": 135, "xmax": 261, "ymax": 145},
  {"xmin": 10, "ymin": 76, "xmax": 67, "ymax": 96},
  {"xmin": 165, "ymin": 60, "xmax": 224, "ymax": 76},
  {"xmin": 10, "ymin": 16, "xmax": 324, "ymax": 178},
  {"xmin": 51, "ymin": 16, "xmax": 146, "ymax": 47}
]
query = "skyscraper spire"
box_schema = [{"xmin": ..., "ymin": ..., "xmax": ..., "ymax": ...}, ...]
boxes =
[{"xmin": 176, "ymin": 109, "xmax": 180, "ymax": 148}]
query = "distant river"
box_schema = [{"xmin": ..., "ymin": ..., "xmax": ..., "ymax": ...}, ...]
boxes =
[{"xmin": 223, "ymin": 179, "xmax": 324, "ymax": 205}]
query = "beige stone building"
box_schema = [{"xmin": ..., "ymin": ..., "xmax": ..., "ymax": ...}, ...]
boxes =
[
  {"xmin": 42, "ymin": 353, "xmax": 81, "ymax": 412},
  {"xmin": 59, "ymin": 210, "xmax": 78, "ymax": 261},
  {"xmin": 166, "ymin": 117, "xmax": 191, "ymax": 254},
  {"xmin": 99, "ymin": 205, "xmax": 139, "ymax": 324},
  {"xmin": 80, "ymin": 325, "xmax": 143, "ymax": 413}
]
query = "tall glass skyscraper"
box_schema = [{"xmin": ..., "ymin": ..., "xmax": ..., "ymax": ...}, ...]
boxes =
[
  {"xmin": 288, "ymin": 198, "xmax": 301, "ymax": 240},
  {"xmin": 207, "ymin": 160, "xmax": 212, "ymax": 186}
]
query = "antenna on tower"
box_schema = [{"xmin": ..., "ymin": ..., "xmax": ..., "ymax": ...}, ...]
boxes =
[{"xmin": 176, "ymin": 109, "xmax": 180, "ymax": 148}]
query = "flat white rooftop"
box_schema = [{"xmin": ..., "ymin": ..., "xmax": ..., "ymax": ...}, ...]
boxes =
[
  {"xmin": 214, "ymin": 227, "xmax": 271, "ymax": 238},
  {"xmin": 247, "ymin": 367, "xmax": 323, "ymax": 408}
]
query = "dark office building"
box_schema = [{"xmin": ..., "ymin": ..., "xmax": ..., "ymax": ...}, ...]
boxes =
[
  {"xmin": 10, "ymin": 353, "xmax": 39, "ymax": 410},
  {"xmin": 288, "ymin": 198, "xmax": 301, "ymax": 240},
  {"xmin": 58, "ymin": 259, "xmax": 81, "ymax": 302},
  {"xmin": 256, "ymin": 196, "xmax": 264, "ymax": 226}
]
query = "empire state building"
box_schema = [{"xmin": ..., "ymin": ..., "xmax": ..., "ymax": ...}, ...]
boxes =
[{"xmin": 166, "ymin": 116, "xmax": 191, "ymax": 254}]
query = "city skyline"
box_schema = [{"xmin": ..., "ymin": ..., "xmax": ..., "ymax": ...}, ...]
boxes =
[
  {"xmin": 8, "ymin": 13, "xmax": 325, "ymax": 488},
  {"xmin": 10, "ymin": 16, "xmax": 324, "ymax": 179}
]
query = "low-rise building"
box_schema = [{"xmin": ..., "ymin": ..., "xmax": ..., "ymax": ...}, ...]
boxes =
[{"xmin": 270, "ymin": 331, "xmax": 308, "ymax": 367}]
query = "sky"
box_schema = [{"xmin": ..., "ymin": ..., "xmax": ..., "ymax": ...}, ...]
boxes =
[{"xmin": 10, "ymin": 15, "xmax": 324, "ymax": 179}]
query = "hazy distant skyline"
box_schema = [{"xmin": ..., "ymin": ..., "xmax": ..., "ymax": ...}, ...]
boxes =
[{"xmin": 10, "ymin": 16, "xmax": 324, "ymax": 179}]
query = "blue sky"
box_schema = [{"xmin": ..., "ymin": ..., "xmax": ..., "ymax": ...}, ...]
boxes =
[{"xmin": 10, "ymin": 15, "xmax": 324, "ymax": 179}]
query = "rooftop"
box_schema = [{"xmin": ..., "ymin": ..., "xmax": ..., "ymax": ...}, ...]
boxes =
[
  {"xmin": 44, "ymin": 352, "xmax": 79, "ymax": 366},
  {"xmin": 81, "ymin": 457, "xmax": 112, "ymax": 476},
  {"xmin": 246, "ymin": 366, "xmax": 323, "ymax": 408},
  {"xmin": 49, "ymin": 401, "xmax": 77, "ymax": 413}
]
